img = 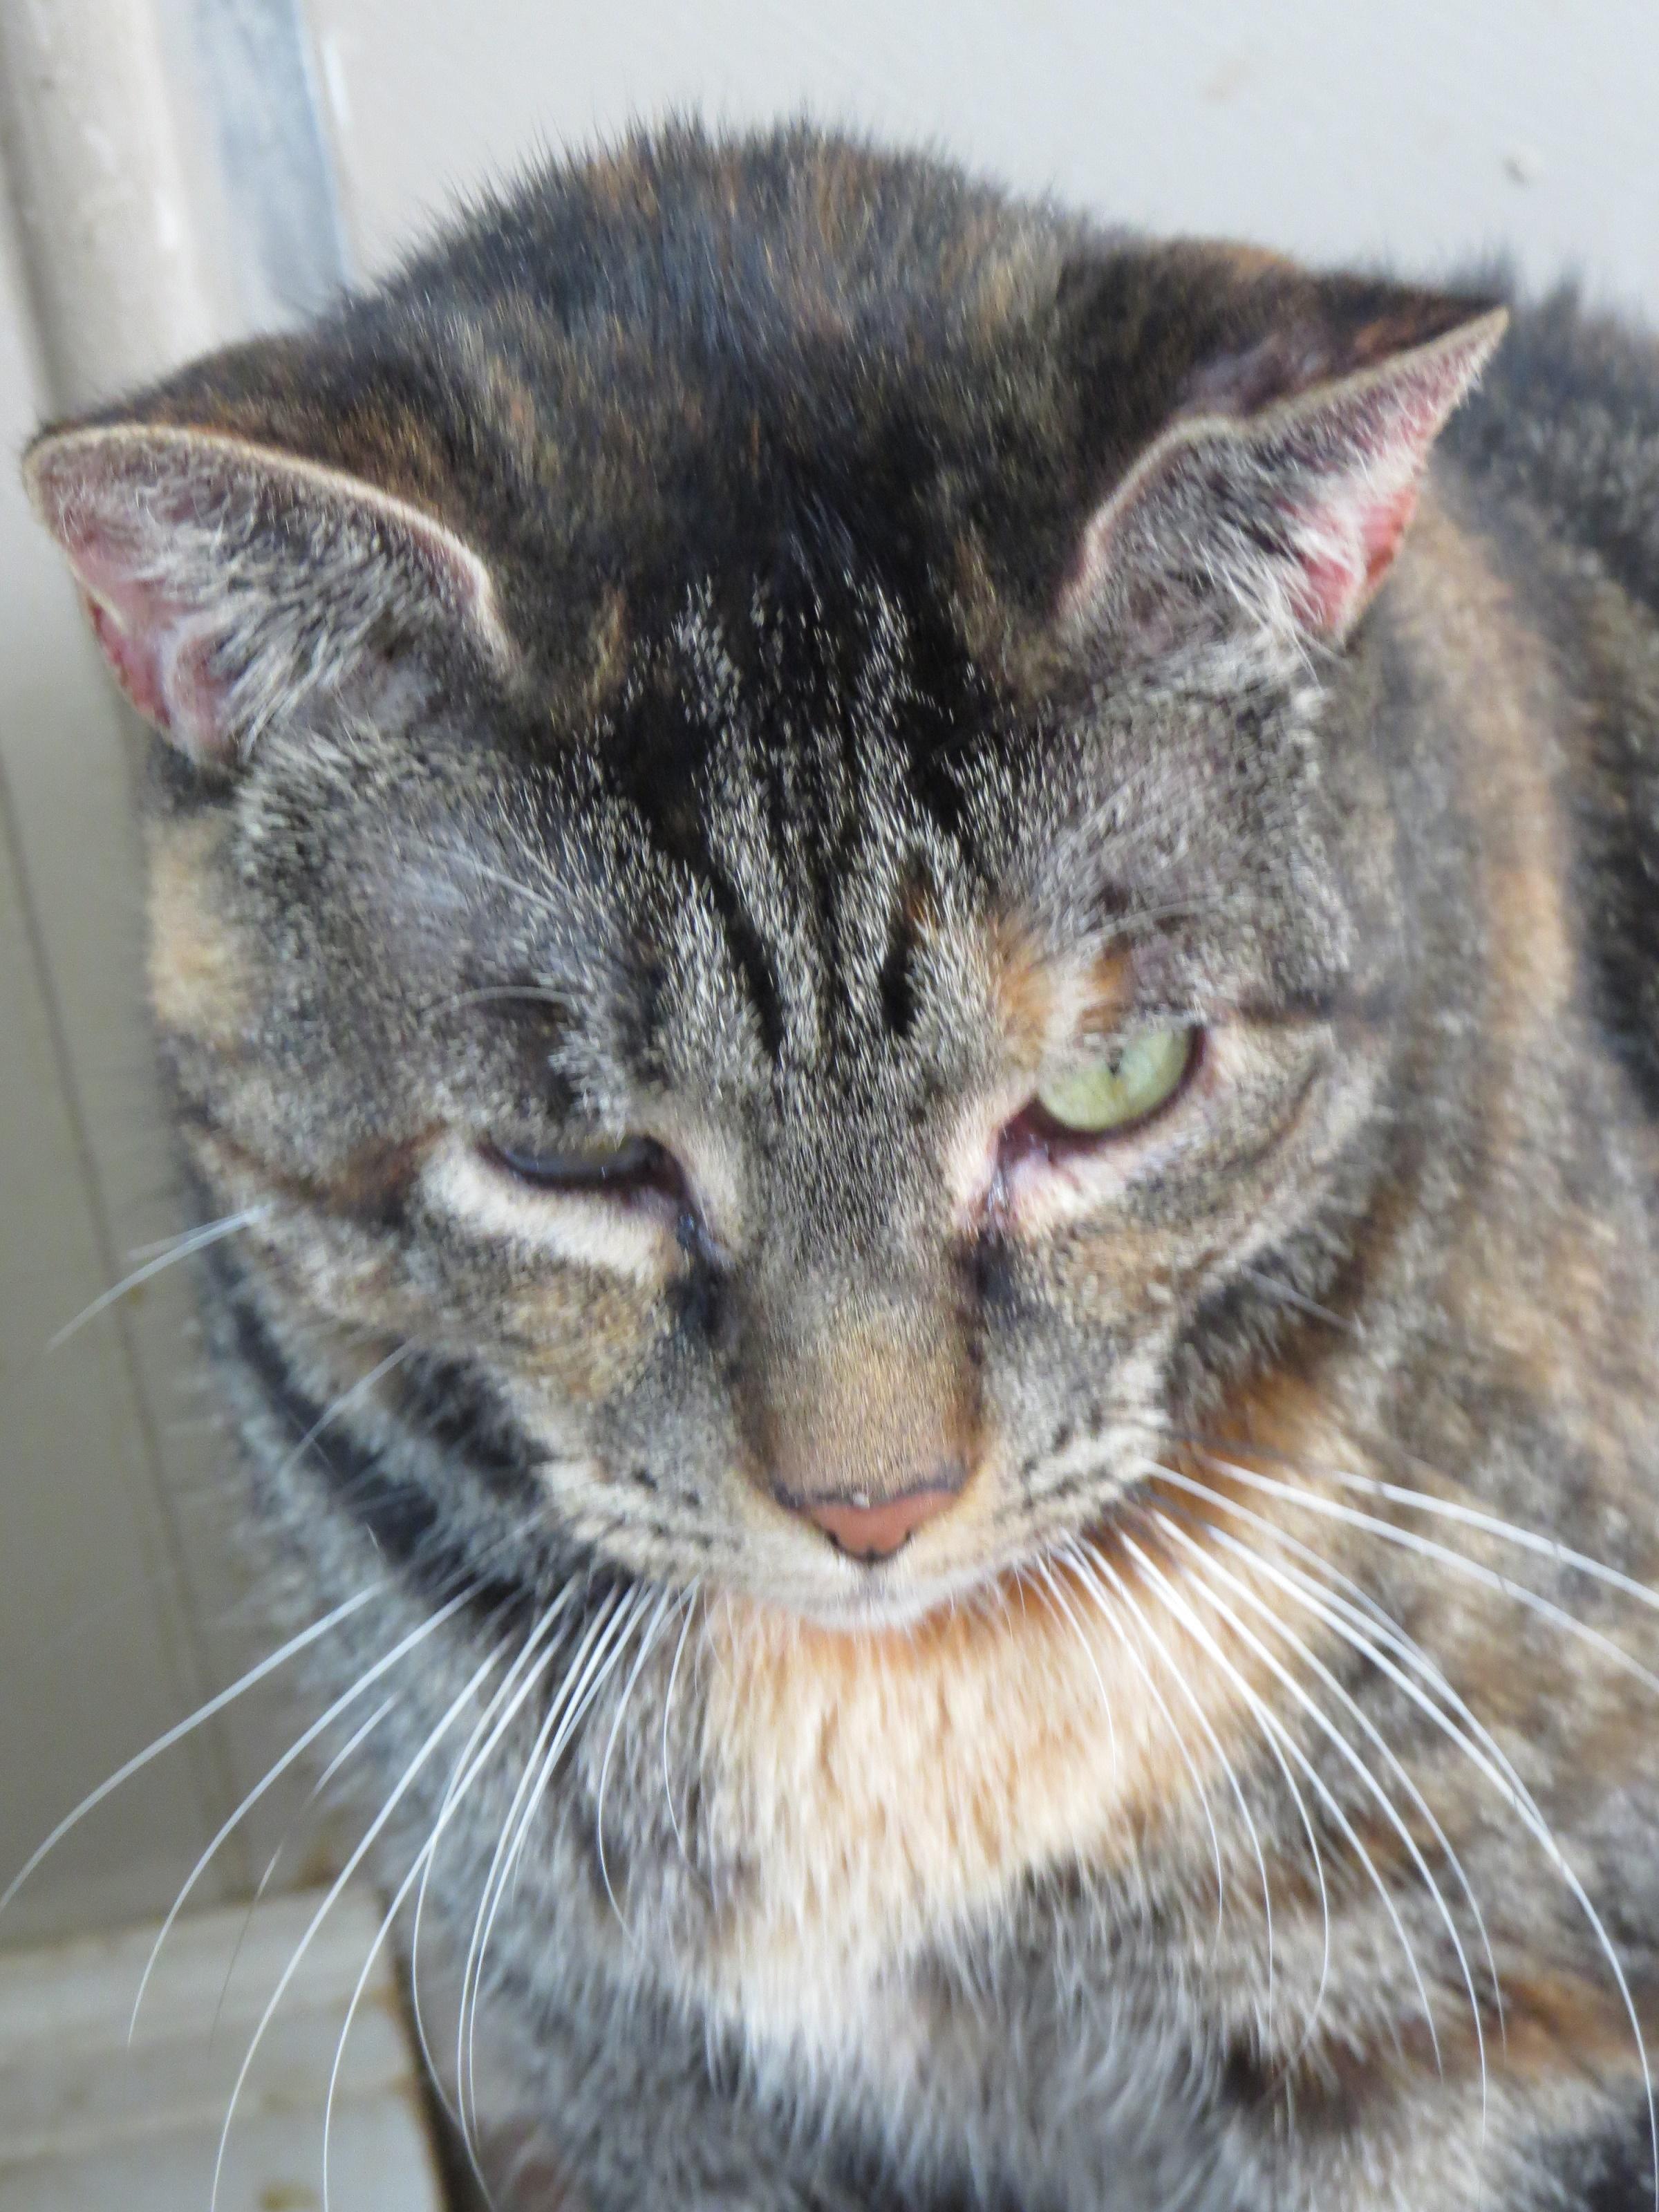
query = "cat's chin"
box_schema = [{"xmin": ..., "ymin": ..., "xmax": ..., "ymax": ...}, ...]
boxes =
[
  {"xmin": 741, "ymin": 1547, "xmax": 1051, "ymax": 1638},
  {"xmin": 780, "ymin": 1581, "xmax": 967, "ymax": 1635}
]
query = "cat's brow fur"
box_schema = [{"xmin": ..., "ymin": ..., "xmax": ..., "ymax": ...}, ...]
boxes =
[{"xmin": 26, "ymin": 122, "xmax": 1659, "ymax": 2210}]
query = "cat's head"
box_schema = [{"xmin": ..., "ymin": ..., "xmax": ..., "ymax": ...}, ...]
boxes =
[{"xmin": 26, "ymin": 129, "xmax": 1501, "ymax": 1627}]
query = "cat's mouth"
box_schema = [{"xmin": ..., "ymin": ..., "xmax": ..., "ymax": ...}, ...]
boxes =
[
  {"xmin": 753, "ymin": 1515, "xmax": 1105, "ymax": 1635},
  {"xmin": 778, "ymin": 1567, "xmax": 1000, "ymax": 1634},
  {"xmin": 720, "ymin": 1424, "xmax": 1165, "ymax": 1634},
  {"xmin": 725, "ymin": 1507, "xmax": 1177, "ymax": 1693}
]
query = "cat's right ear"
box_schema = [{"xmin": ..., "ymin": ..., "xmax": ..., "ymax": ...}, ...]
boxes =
[
  {"xmin": 24, "ymin": 424, "xmax": 514, "ymax": 766},
  {"xmin": 1058, "ymin": 301, "xmax": 1506, "ymax": 669}
]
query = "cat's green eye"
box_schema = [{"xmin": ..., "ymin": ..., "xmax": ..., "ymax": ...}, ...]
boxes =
[{"xmin": 1032, "ymin": 1027, "xmax": 1194, "ymax": 1137}]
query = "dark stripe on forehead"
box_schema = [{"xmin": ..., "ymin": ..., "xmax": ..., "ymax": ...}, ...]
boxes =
[
  {"xmin": 598, "ymin": 556, "xmax": 1000, "ymax": 1069},
  {"xmin": 875, "ymin": 850, "xmax": 941, "ymax": 1046},
  {"xmin": 695, "ymin": 850, "xmax": 788, "ymax": 1063},
  {"xmin": 878, "ymin": 897, "xmax": 921, "ymax": 1043}
]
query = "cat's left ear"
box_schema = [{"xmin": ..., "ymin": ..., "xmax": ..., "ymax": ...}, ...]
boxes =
[
  {"xmin": 24, "ymin": 423, "xmax": 514, "ymax": 765},
  {"xmin": 1062, "ymin": 303, "xmax": 1508, "ymax": 661}
]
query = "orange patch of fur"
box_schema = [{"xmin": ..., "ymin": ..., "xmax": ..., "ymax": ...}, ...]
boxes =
[
  {"xmin": 187, "ymin": 1118, "xmax": 435, "ymax": 1223},
  {"xmin": 146, "ymin": 816, "xmax": 250, "ymax": 1045},
  {"xmin": 702, "ymin": 1571, "xmax": 1198, "ymax": 2043},
  {"xmin": 1392, "ymin": 499, "xmax": 1648, "ymax": 1422},
  {"xmin": 988, "ymin": 916, "xmax": 1058, "ymax": 1062},
  {"xmin": 698, "ymin": 1378, "xmax": 1366, "ymax": 2052},
  {"xmin": 991, "ymin": 920, "xmax": 1132, "ymax": 1069},
  {"xmin": 1394, "ymin": 496, "xmax": 1577, "ymax": 1040},
  {"xmin": 1487, "ymin": 1967, "xmax": 1659, "ymax": 2083}
]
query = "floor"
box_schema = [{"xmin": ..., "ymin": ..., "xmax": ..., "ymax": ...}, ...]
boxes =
[{"xmin": 0, "ymin": 1890, "xmax": 447, "ymax": 2211}]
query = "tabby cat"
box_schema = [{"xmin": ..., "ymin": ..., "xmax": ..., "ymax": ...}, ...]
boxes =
[{"xmin": 25, "ymin": 122, "xmax": 1659, "ymax": 2211}]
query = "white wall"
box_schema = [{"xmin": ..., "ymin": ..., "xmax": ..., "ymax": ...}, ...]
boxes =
[
  {"xmin": 311, "ymin": 0, "xmax": 1659, "ymax": 314},
  {"xmin": 0, "ymin": 0, "xmax": 1653, "ymax": 1947}
]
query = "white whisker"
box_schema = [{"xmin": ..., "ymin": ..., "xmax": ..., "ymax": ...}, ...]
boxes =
[
  {"xmin": 454, "ymin": 1585, "xmax": 637, "ymax": 2162},
  {"xmin": 1147, "ymin": 1505, "xmax": 1488, "ymax": 2125},
  {"xmin": 211, "ymin": 1693, "xmax": 400, "ymax": 2043},
  {"xmin": 464, "ymin": 1589, "xmax": 654, "ymax": 2139},
  {"xmin": 221, "ymin": 1515, "xmax": 551, "ymax": 2042},
  {"xmin": 439, "ymin": 846, "xmax": 570, "ymax": 928},
  {"xmin": 1038, "ymin": 1548, "xmax": 1224, "ymax": 1934},
  {"xmin": 406, "ymin": 1586, "xmax": 583, "ymax": 2159},
  {"xmin": 1147, "ymin": 1461, "xmax": 1545, "ymax": 1851},
  {"xmin": 1126, "ymin": 1519, "xmax": 1443, "ymax": 2071},
  {"xmin": 1194, "ymin": 1450, "xmax": 1659, "ymax": 1702},
  {"xmin": 129, "ymin": 1589, "xmax": 471, "ymax": 2042},
  {"xmin": 660, "ymin": 1582, "xmax": 702, "ymax": 1864},
  {"xmin": 272, "ymin": 1340, "xmax": 418, "ymax": 1490},
  {"xmin": 420, "ymin": 983, "xmax": 571, "ymax": 1020},
  {"xmin": 1182, "ymin": 1446, "xmax": 1659, "ymax": 2205},
  {"xmin": 209, "ymin": 1644, "xmax": 503, "ymax": 2212},
  {"xmin": 48, "ymin": 1206, "xmax": 270, "ymax": 1350},
  {"xmin": 1029, "ymin": 1555, "xmax": 1121, "ymax": 1765},
  {"xmin": 1062, "ymin": 1536, "xmax": 1275, "ymax": 1992},
  {"xmin": 1320, "ymin": 1457, "xmax": 1659, "ymax": 1613},
  {"xmin": 1105, "ymin": 1533, "xmax": 1335, "ymax": 2056},
  {"xmin": 324, "ymin": 1598, "xmax": 583, "ymax": 2212},
  {"xmin": 594, "ymin": 1584, "xmax": 683, "ymax": 1933},
  {"xmin": 1147, "ymin": 1471, "xmax": 1508, "ymax": 2036},
  {"xmin": 0, "ymin": 1586, "xmax": 381, "ymax": 1925}
]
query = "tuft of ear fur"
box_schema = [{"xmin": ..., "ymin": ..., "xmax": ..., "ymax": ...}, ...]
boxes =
[
  {"xmin": 1062, "ymin": 306, "xmax": 1508, "ymax": 665},
  {"xmin": 24, "ymin": 426, "xmax": 514, "ymax": 764}
]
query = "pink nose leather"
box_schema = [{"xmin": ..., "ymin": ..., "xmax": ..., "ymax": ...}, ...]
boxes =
[{"xmin": 794, "ymin": 1483, "xmax": 961, "ymax": 1562}]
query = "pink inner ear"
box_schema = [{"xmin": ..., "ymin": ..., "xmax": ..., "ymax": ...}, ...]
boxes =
[
  {"xmin": 80, "ymin": 586, "xmax": 172, "ymax": 730},
  {"xmin": 1359, "ymin": 483, "xmax": 1421, "ymax": 592},
  {"xmin": 66, "ymin": 533, "xmax": 225, "ymax": 758},
  {"xmin": 1285, "ymin": 479, "xmax": 1422, "ymax": 637},
  {"xmin": 1277, "ymin": 357, "xmax": 1487, "ymax": 638}
]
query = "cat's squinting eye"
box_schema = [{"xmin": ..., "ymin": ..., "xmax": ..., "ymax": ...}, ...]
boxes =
[
  {"xmin": 482, "ymin": 1030, "xmax": 1194, "ymax": 1222},
  {"xmin": 482, "ymin": 1134, "xmax": 690, "ymax": 1209},
  {"xmin": 1019, "ymin": 1024, "xmax": 1197, "ymax": 1146}
]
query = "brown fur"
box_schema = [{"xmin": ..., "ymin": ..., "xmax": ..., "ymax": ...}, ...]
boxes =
[{"xmin": 145, "ymin": 816, "xmax": 252, "ymax": 1046}]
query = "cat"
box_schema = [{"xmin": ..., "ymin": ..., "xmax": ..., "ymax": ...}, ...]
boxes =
[{"xmin": 23, "ymin": 119, "xmax": 1659, "ymax": 2211}]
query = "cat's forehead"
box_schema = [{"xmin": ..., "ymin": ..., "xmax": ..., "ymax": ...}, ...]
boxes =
[
  {"xmin": 591, "ymin": 562, "xmax": 1251, "ymax": 929},
  {"xmin": 406, "ymin": 559, "xmax": 1264, "ymax": 1107},
  {"xmin": 549, "ymin": 572, "xmax": 1001, "ymax": 1081}
]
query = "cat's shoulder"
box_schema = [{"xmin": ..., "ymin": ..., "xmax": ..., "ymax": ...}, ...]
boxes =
[
  {"xmin": 1444, "ymin": 279, "xmax": 1659, "ymax": 617},
  {"xmin": 1437, "ymin": 283, "xmax": 1659, "ymax": 1121}
]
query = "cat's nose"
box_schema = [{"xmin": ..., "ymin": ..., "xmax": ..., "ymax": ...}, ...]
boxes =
[{"xmin": 781, "ymin": 1472, "xmax": 966, "ymax": 1562}]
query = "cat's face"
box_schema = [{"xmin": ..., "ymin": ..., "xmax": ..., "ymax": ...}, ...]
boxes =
[
  {"xmin": 138, "ymin": 554, "xmax": 1392, "ymax": 1631},
  {"xmin": 27, "ymin": 141, "xmax": 1499, "ymax": 1628}
]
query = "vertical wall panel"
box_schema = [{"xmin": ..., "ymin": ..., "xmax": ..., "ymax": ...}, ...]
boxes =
[
  {"xmin": 0, "ymin": 185, "xmax": 231, "ymax": 1939},
  {"xmin": 0, "ymin": 0, "xmax": 347, "ymax": 1940}
]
